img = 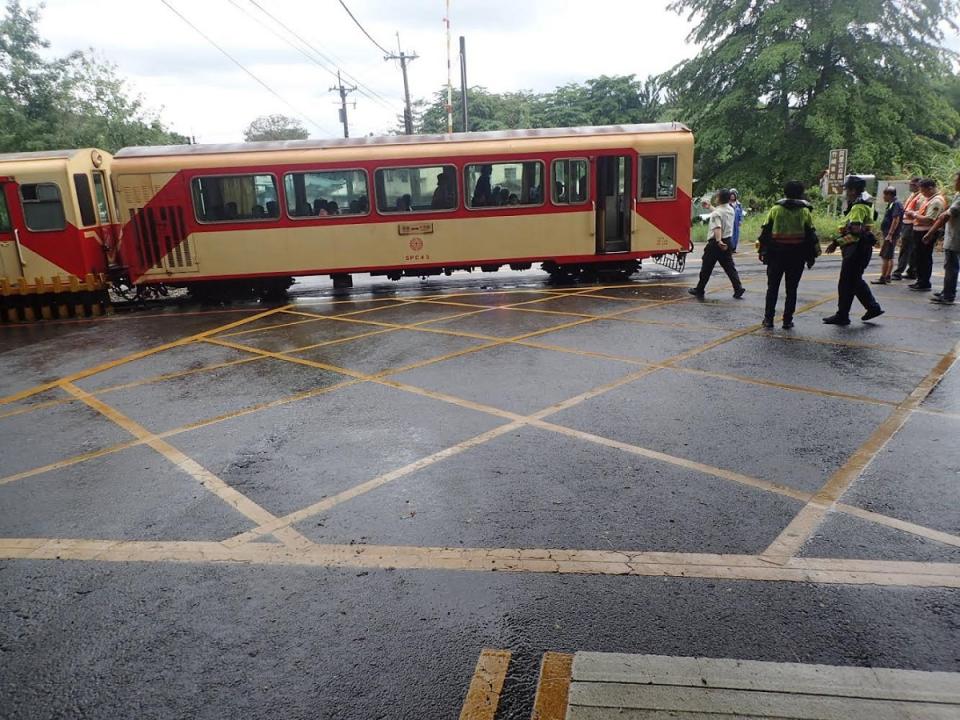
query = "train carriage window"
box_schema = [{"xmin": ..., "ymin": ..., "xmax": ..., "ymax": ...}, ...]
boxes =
[
  {"xmin": 283, "ymin": 169, "xmax": 369, "ymax": 218},
  {"xmin": 551, "ymin": 159, "xmax": 589, "ymax": 204},
  {"xmin": 639, "ymin": 155, "xmax": 677, "ymax": 200},
  {"xmin": 465, "ymin": 161, "xmax": 544, "ymax": 208},
  {"xmin": 73, "ymin": 173, "xmax": 97, "ymax": 227},
  {"xmin": 92, "ymin": 171, "xmax": 111, "ymax": 223},
  {"xmin": 19, "ymin": 182, "xmax": 66, "ymax": 231},
  {"xmin": 0, "ymin": 192, "xmax": 10, "ymax": 232},
  {"xmin": 374, "ymin": 165, "xmax": 457, "ymax": 213},
  {"xmin": 191, "ymin": 174, "xmax": 279, "ymax": 223}
]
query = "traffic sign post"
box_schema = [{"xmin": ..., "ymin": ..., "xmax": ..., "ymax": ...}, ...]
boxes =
[{"xmin": 827, "ymin": 149, "xmax": 848, "ymax": 196}]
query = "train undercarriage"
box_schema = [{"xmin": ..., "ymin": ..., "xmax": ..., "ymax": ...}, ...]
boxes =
[{"xmin": 1, "ymin": 251, "xmax": 688, "ymax": 319}]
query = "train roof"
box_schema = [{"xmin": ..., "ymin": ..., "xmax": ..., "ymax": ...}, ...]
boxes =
[
  {"xmin": 0, "ymin": 149, "xmax": 87, "ymax": 163},
  {"xmin": 115, "ymin": 123, "xmax": 692, "ymax": 159}
]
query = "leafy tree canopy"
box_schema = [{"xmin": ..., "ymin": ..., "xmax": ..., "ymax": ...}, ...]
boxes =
[
  {"xmin": 404, "ymin": 74, "xmax": 669, "ymax": 135},
  {"xmin": 243, "ymin": 114, "xmax": 309, "ymax": 142},
  {"xmin": 665, "ymin": 0, "xmax": 960, "ymax": 194},
  {"xmin": 0, "ymin": 0, "xmax": 186, "ymax": 153}
]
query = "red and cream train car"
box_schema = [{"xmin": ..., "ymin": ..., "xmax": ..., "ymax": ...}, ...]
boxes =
[
  {"xmin": 111, "ymin": 124, "xmax": 694, "ymax": 296},
  {"xmin": 0, "ymin": 149, "xmax": 116, "ymax": 319}
]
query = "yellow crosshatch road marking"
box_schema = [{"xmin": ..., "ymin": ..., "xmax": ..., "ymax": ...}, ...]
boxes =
[
  {"xmin": 459, "ymin": 649, "xmax": 512, "ymax": 720},
  {"xmin": 763, "ymin": 341, "xmax": 960, "ymax": 562},
  {"xmin": 1, "ymin": 538, "xmax": 958, "ymax": 588},
  {"xmin": 220, "ymin": 292, "xmax": 960, "ymax": 551},
  {"xmin": 0, "ymin": 302, "xmax": 295, "ymax": 406},
  {"xmin": 0, "ymin": 378, "xmax": 362, "ymax": 488},
  {"xmin": 0, "ymin": 355, "xmax": 270, "ymax": 422},
  {"xmin": 3, "ymin": 278, "xmax": 958, "ymax": 581},
  {"xmin": 222, "ymin": 421, "xmax": 524, "ymax": 546},
  {"xmin": 3, "ymin": 287, "xmax": 953, "ymax": 557},
  {"xmin": 753, "ymin": 331, "xmax": 944, "ymax": 358},
  {"xmin": 59, "ymin": 382, "xmax": 314, "ymax": 551}
]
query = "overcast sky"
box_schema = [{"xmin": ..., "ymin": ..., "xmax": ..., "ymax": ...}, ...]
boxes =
[{"xmin": 36, "ymin": 1, "xmax": 960, "ymax": 144}]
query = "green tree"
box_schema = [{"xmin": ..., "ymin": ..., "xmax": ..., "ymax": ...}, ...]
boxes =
[
  {"xmin": 665, "ymin": 0, "xmax": 960, "ymax": 194},
  {"xmin": 243, "ymin": 113, "xmax": 309, "ymax": 142},
  {"xmin": 409, "ymin": 74, "xmax": 666, "ymax": 134},
  {"xmin": 0, "ymin": 0, "xmax": 185, "ymax": 153},
  {"xmin": 59, "ymin": 52, "xmax": 189, "ymax": 150},
  {"xmin": 417, "ymin": 87, "xmax": 539, "ymax": 134}
]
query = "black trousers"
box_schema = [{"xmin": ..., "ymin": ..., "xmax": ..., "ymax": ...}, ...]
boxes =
[
  {"xmin": 696, "ymin": 240, "xmax": 743, "ymax": 292},
  {"xmin": 895, "ymin": 226, "xmax": 916, "ymax": 275},
  {"xmin": 913, "ymin": 231, "xmax": 936, "ymax": 288},
  {"xmin": 764, "ymin": 245, "xmax": 806, "ymax": 321},
  {"xmin": 837, "ymin": 241, "xmax": 880, "ymax": 318}
]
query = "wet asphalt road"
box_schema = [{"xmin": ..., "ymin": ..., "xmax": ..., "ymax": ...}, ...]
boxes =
[{"xmin": 1, "ymin": 253, "xmax": 959, "ymax": 719}]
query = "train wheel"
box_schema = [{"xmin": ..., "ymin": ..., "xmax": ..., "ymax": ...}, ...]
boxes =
[
  {"xmin": 257, "ymin": 277, "xmax": 294, "ymax": 301},
  {"xmin": 542, "ymin": 262, "xmax": 580, "ymax": 285}
]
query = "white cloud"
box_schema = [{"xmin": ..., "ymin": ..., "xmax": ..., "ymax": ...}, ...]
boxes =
[{"xmin": 34, "ymin": 0, "xmax": 960, "ymax": 143}]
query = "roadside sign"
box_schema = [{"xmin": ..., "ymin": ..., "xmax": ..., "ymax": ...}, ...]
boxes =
[{"xmin": 827, "ymin": 149, "xmax": 848, "ymax": 195}]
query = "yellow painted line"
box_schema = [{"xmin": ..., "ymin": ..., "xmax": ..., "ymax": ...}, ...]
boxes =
[
  {"xmin": 533, "ymin": 419, "xmax": 813, "ymax": 503},
  {"xmin": 0, "ymin": 303, "xmax": 294, "ymax": 406},
  {"xmin": 0, "ymin": 438, "xmax": 145, "ymax": 487},
  {"xmin": 913, "ymin": 406, "xmax": 960, "ymax": 422},
  {"xmin": 2, "ymin": 356, "xmax": 269, "ymax": 422},
  {"xmin": 219, "ymin": 315, "xmax": 333, "ymax": 338},
  {"xmin": 224, "ymin": 421, "xmax": 523, "ymax": 545},
  {"xmin": 204, "ymin": 337, "xmax": 370, "ymax": 380},
  {"xmin": 0, "ymin": 396, "xmax": 69, "ymax": 421},
  {"xmin": 221, "ymin": 300, "xmax": 435, "ymax": 338},
  {"xmin": 95, "ymin": 356, "xmax": 267, "ymax": 396},
  {"xmin": 3, "ymin": 538, "xmax": 959, "ymax": 588},
  {"xmin": 668, "ymin": 365, "xmax": 897, "ymax": 408},
  {"xmin": 0, "ymin": 378, "xmax": 363, "ymax": 488},
  {"xmin": 263, "ymin": 326, "xmax": 402, "ymax": 355},
  {"xmin": 158, "ymin": 379, "xmax": 363, "ymax": 439},
  {"xmin": 758, "ymin": 331, "xmax": 943, "ymax": 358},
  {"xmin": 59, "ymin": 382, "xmax": 313, "ymax": 551},
  {"xmin": 763, "ymin": 341, "xmax": 960, "ymax": 562},
  {"xmin": 459, "ymin": 649, "xmax": 512, "ymax": 720},
  {"xmin": 514, "ymin": 339, "xmax": 649, "ymax": 368},
  {"xmin": 884, "ymin": 312, "xmax": 960, "ymax": 326},
  {"xmin": 531, "ymin": 652, "xmax": 574, "ymax": 720},
  {"xmin": 835, "ymin": 503, "xmax": 960, "ymax": 549}
]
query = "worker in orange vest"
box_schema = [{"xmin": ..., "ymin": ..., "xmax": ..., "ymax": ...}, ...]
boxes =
[{"xmin": 891, "ymin": 176, "xmax": 922, "ymax": 281}]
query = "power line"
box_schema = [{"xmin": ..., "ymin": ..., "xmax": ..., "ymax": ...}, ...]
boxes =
[
  {"xmin": 337, "ymin": 0, "xmax": 391, "ymax": 56},
  {"xmin": 159, "ymin": 0, "xmax": 335, "ymax": 136},
  {"xmin": 226, "ymin": 0, "xmax": 394, "ymax": 114},
  {"xmin": 245, "ymin": 0, "xmax": 402, "ymax": 114}
]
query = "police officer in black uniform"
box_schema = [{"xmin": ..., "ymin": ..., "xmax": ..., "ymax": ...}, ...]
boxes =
[{"xmin": 823, "ymin": 176, "xmax": 884, "ymax": 325}]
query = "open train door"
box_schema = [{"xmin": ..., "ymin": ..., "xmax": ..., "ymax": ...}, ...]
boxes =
[
  {"xmin": 0, "ymin": 180, "xmax": 26, "ymax": 280},
  {"xmin": 595, "ymin": 154, "xmax": 632, "ymax": 254}
]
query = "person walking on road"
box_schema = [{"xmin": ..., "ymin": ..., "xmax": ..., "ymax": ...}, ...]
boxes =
[
  {"xmin": 689, "ymin": 188, "xmax": 746, "ymax": 299},
  {"xmin": 892, "ymin": 176, "xmax": 922, "ymax": 281},
  {"xmin": 729, "ymin": 188, "xmax": 744, "ymax": 252},
  {"xmin": 872, "ymin": 187, "xmax": 904, "ymax": 285},
  {"xmin": 758, "ymin": 181, "xmax": 819, "ymax": 329},
  {"xmin": 922, "ymin": 171, "xmax": 960, "ymax": 305},
  {"xmin": 909, "ymin": 178, "xmax": 946, "ymax": 292},
  {"xmin": 823, "ymin": 176, "xmax": 884, "ymax": 325}
]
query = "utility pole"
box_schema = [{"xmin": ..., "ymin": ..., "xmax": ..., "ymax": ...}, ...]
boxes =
[
  {"xmin": 330, "ymin": 70, "xmax": 357, "ymax": 138},
  {"xmin": 459, "ymin": 35, "xmax": 468, "ymax": 132},
  {"xmin": 444, "ymin": 0, "xmax": 453, "ymax": 134},
  {"xmin": 385, "ymin": 34, "xmax": 418, "ymax": 135}
]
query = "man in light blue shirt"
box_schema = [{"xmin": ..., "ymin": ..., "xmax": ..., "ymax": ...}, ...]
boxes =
[{"xmin": 729, "ymin": 188, "xmax": 743, "ymax": 252}]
